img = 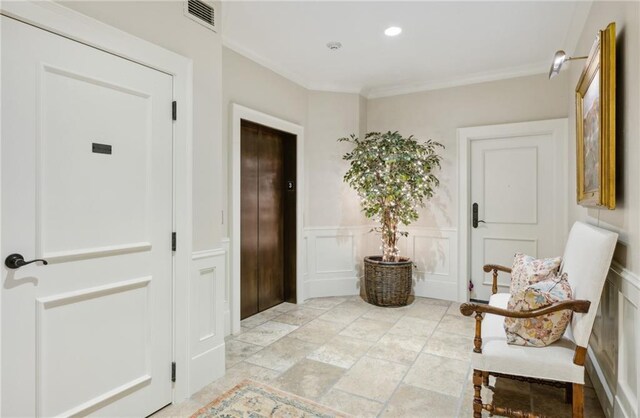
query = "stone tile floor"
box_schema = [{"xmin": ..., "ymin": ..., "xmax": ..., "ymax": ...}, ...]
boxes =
[{"xmin": 153, "ymin": 296, "xmax": 605, "ymax": 417}]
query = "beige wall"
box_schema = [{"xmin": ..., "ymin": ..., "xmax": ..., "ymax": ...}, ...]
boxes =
[
  {"xmin": 57, "ymin": 1, "xmax": 575, "ymax": 249},
  {"xmin": 61, "ymin": 1, "xmax": 224, "ymax": 252},
  {"xmin": 222, "ymin": 53, "xmax": 572, "ymax": 232},
  {"xmin": 367, "ymin": 73, "xmax": 570, "ymax": 229},
  {"xmin": 221, "ymin": 47, "xmax": 308, "ymax": 236},
  {"xmin": 359, "ymin": 95, "xmax": 368, "ymax": 139},
  {"xmin": 566, "ymin": 4, "xmax": 640, "ymax": 414},
  {"xmin": 221, "ymin": 47, "xmax": 368, "ymax": 231},
  {"xmin": 306, "ymin": 91, "xmax": 368, "ymax": 227},
  {"xmin": 567, "ymin": 1, "xmax": 640, "ymax": 274}
]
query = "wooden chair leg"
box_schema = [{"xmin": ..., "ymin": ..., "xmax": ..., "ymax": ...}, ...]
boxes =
[
  {"xmin": 572, "ymin": 383, "xmax": 584, "ymax": 418},
  {"xmin": 482, "ymin": 371, "xmax": 489, "ymax": 387},
  {"xmin": 565, "ymin": 382, "xmax": 573, "ymax": 404},
  {"xmin": 473, "ymin": 369, "xmax": 483, "ymax": 418}
]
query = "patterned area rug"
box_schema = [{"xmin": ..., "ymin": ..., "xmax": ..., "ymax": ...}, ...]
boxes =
[{"xmin": 191, "ymin": 380, "xmax": 351, "ymax": 417}]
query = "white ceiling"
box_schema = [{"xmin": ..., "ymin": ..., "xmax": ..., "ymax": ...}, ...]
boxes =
[{"xmin": 221, "ymin": 1, "xmax": 592, "ymax": 98}]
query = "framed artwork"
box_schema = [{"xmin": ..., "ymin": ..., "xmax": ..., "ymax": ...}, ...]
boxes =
[{"xmin": 575, "ymin": 22, "xmax": 616, "ymax": 209}]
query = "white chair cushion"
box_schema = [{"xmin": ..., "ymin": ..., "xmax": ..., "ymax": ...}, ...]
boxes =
[
  {"xmin": 471, "ymin": 293, "xmax": 585, "ymax": 384},
  {"xmin": 561, "ymin": 222, "xmax": 618, "ymax": 348}
]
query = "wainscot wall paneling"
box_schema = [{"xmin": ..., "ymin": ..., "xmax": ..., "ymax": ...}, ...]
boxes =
[
  {"xmin": 303, "ymin": 226, "xmax": 458, "ymax": 301},
  {"xmin": 397, "ymin": 227, "xmax": 458, "ymax": 301},
  {"xmin": 303, "ymin": 227, "xmax": 366, "ymax": 298},
  {"xmin": 190, "ymin": 249, "xmax": 226, "ymax": 394},
  {"xmin": 586, "ymin": 262, "xmax": 640, "ymax": 418},
  {"xmin": 221, "ymin": 238, "xmax": 231, "ymax": 336}
]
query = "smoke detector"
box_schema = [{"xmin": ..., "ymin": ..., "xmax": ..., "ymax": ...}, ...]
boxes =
[{"xmin": 326, "ymin": 42, "xmax": 342, "ymax": 51}]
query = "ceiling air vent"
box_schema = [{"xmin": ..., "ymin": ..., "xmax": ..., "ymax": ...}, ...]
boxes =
[{"xmin": 184, "ymin": 0, "xmax": 217, "ymax": 32}]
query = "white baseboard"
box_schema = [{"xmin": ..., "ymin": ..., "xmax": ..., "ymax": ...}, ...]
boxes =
[
  {"xmin": 188, "ymin": 342, "xmax": 225, "ymax": 395},
  {"xmin": 304, "ymin": 277, "xmax": 360, "ymax": 299},
  {"xmin": 587, "ymin": 346, "xmax": 615, "ymax": 417}
]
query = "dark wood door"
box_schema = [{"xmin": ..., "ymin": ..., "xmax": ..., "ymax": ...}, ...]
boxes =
[
  {"xmin": 257, "ymin": 128, "xmax": 285, "ymax": 311},
  {"xmin": 240, "ymin": 122, "xmax": 260, "ymax": 318},
  {"xmin": 241, "ymin": 120, "xmax": 296, "ymax": 319}
]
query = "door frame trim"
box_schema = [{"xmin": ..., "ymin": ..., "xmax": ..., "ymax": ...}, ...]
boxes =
[
  {"xmin": 457, "ymin": 118, "xmax": 569, "ymax": 302},
  {"xmin": 231, "ymin": 104, "xmax": 305, "ymax": 334},
  {"xmin": 0, "ymin": 0, "xmax": 194, "ymax": 404}
]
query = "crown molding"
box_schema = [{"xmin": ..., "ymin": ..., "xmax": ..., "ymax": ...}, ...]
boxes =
[
  {"xmin": 306, "ymin": 83, "xmax": 362, "ymax": 95},
  {"xmin": 221, "ymin": 40, "xmax": 553, "ymax": 100},
  {"xmin": 222, "ymin": 38, "xmax": 562, "ymax": 100},
  {"xmin": 364, "ymin": 62, "xmax": 549, "ymax": 99},
  {"xmin": 222, "ymin": 34, "xmax": 311, "ymax": 91}
]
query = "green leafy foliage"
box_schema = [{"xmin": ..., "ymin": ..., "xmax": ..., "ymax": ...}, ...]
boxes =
[{"xmin": 339, "ymin": 131, "xmax": 444, "ymax": 262}]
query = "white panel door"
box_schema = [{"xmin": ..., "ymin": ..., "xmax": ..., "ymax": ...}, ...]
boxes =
[
  {"xmin": 1, "ymin": 16, "xmax": 173, "ymax": 417},
  {"xmin": 469, "ymin": 121, "xmax": 565, "ymax": 301}
]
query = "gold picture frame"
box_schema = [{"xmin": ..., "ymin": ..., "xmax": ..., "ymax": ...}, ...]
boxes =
[{"xmin": 575, "ymin": 22, "xmax": 616, "ymax": 209}]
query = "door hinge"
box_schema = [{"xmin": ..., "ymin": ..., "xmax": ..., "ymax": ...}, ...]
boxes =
[
  {"xmin": 172, "ymin": 232, "xmax": 177, "ymax": 251},
  {"xmin": 171, "ymin": 362, "xmax": 176, "ymax": 382},
  {"xmin": 172, "ymin": 101, "xmax": 177, "ymax": 121}
]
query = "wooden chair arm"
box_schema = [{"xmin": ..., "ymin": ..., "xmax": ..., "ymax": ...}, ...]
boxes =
[
  {"xmin": 460, "ymin": 300, "xmax": 591, "ymax": 354},
  {"xmin": 483, "ymin": 264, "xmax": 512, "ymax": 274},
  {"xmin": 483, "ymin": 264, "xmax": 512, "ymax": 295},
  {"xmin": 459, "ymin": 299, "xmax": 591, "ymax": 318}
]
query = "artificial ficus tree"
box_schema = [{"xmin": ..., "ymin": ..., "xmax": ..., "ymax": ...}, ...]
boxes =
[{"xmin": 339, "ymin": 131, "xmax": 444, "ymax": 262}]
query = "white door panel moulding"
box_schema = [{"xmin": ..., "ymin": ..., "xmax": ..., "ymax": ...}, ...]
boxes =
[
  {"xmin": 458, "ymin": 118, "xmax": 569, "ymax": 302},
  {"xmin": 192, "ymin": 249, "xmax": 225, "ymax": 260},
  {"xmin": 0, "ymin": 0, "xmax": 196, "ymax": 408}
]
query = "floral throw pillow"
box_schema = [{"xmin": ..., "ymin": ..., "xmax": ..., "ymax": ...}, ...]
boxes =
[
  {"xmin": 510, "ymin": 253, "xmax": 562, "ymax": 294},
  {"xmin": 504, "ymin": 272, "xmax": 573, "ymax": 347}
]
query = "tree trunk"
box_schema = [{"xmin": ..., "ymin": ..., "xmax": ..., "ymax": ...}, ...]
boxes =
[{"xmin": 381, "ymin": 207, "xmax": 399, "ymax": 262}]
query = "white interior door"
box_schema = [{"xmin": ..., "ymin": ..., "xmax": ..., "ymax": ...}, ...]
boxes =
[
  {"xmin": 468, "ymin": 120, "xmax": 567, "ymax": 301},
  {"xmin": 2, "ymin": 16, "xmax": 173, "ymax": 417}
]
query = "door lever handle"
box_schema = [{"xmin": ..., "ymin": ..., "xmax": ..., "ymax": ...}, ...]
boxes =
[
  {"xmin": 5, "ymin": 253, "xmax": 48, "ymax": 269},
  {"xmin": 472, "ymin": 203, "xmax": 486, "ymax": 228}
]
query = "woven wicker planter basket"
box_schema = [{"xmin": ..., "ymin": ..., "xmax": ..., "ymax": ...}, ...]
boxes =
[{"xmin": 364, "ymin": 256, "xmax": 413, "ymax": 307}]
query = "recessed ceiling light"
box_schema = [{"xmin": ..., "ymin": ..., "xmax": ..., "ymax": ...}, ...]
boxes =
[{"xmin": 384, "ymin": 26, "xmax": 402, "ymax": 37}]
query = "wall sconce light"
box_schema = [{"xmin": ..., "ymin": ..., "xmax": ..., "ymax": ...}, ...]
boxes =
[{"xmin": 548, "ymin": 50, "xmax": 587, "ymax": 79}]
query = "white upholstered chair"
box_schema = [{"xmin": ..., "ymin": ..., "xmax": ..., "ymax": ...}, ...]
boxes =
[{"xmin": 460, "ymin": 222, "xmax": 618, "ymax": 418}]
